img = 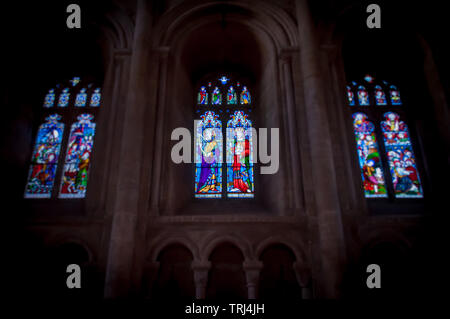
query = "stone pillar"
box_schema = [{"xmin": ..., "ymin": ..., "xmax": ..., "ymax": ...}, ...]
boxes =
[
  {"xmin": 243, "ymin": 260, "xmax": 263, "ymax": 299},
  {"xmin": 280, "ymin": 50, "xmax": 302, "ymax": 209},
  {"xmin": 104, "ymin": 0, "xmax": 153, "ymax": 298},
  {"xmin": 295, "ymin": 0, "xmax": 347, "ymax": 298},
  {"xmin": 293, "ymin": 261, "xmax": 312, "ymax": 299},
  {"xmin": 191, "ymin": 261, "xmax": 211, "ymax": 299}
]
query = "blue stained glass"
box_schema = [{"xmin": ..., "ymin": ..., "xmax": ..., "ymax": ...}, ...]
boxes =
[
  {"xmin": 70, "ymin": 77, "xmax": 81, "ymax": 86},
  {"xmin": 381, "ymin": 112, "xmax": 423, "ymax": 198},
  {"xmin": 75, "ymin": 88, "xmax": 87, "ymax": 107},
  {"xmin": 390, "ymin": 85, "xmax": 402, "ymax": 105},
  {"xmin": 219, "ymin": 76, "xmax": 229, "ymax": 84},
  {"xmin": 352, "ymin": 113, "xmax": 387, "ymax": 198},
  {"xmin": 24, "ymin": 114, "xmax": 64, "ymax": 198},
  {"xmin": 212, "ymin": 87, "xmax": 222, "ymax": 105},
  {"xmin": 226, "ymin": 111, "xmax": 254, "ymax": 198},
  {"xmin": 357, "ymin": 85, "xmax": 369, "ymax": 106},
  {"xmin": 195, "ymin": 111, "xmax": 223, "ymax": 198},
  {"xmin": 44, "ymin": 89, "xmax": 56, "ymax": 108},
  {"xmin": 364, "ymin": 75, "xmax": 374, "ymax": 83},
  {"xmin": 90, "ymin": 88, "xmax": 101, "ymax": 107},
  {"xmin": 59, "ymin": 114, "xmax": 96, "ymax": 198},
  {"xmin": 347, "ymin": 86, "xmax": 355, "ymax": 106},
  {"xmin": 58, "ymin": 88, "xmax": 70, "ymax": 107},
  {"xmin": 227, "ymin": 86, "xmax": 237, "ymax": 104}
]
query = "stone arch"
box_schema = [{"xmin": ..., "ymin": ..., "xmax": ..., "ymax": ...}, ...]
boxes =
[
  {"xmin": 148, "ymin": 236, "xmax": 200, "ymax": 262},
  {"xmin": 255, "ymin": 236, "xmax": 306, "ymax": 265},
  {"xmin": 202, "ymin": 234, "xmax": 252, "ymax": 261},
  {"xmin": 45, "ymin": 235, "xmax": 94, "ymax": 264},
  {"xmin": 153, "ymin": 0, "xmax": 298, "ymax": 50}
]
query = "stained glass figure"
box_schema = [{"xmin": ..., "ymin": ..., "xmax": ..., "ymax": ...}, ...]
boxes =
[
  {"xmin": 24, "ymin": 114, "xmax": 64, "ymax": 198},
  {"xmin": 374, "ymin": 85, "xmax": 387, "ymax": 106},
  {"xmin": 240, "ymin": 86, "xmax": 251, "ymax": 105},
  {"xmin": 347, "ymin": 86, "xmax": 355, "ymax": 106},
  {"xmin": 58, "ymin": 88, "xmax": 70, "ymax": 107},
  {"xmin": 390, "ymin": 85, "xmax": 402, "ymax": 105},
  {"xmin": 75, "ymin": 88, "xmax": 88, "ymax": 107},
  {"xmin": 357, "ymin": 85, "xmax": 369, "ymax": 106},
  {"xmin": 90, "ymin": 88, "xmax": 101, "ymax": 107},
  {"xmin": 227, "ymin": 86, "xmax": 237, "ymax": 105},
  {"xmin": 212, "ymin": 87, "xmax": 222, "ymax": 105},
  {"xmin": 59, "ymin": 114, "xmax": 96, "ymax": 198},
  {"xmin": 44, "ymin": 89, "xmax": 56, "ymax": 108},
  {"xmin": 352, "ymin": 113, "xmax": 388, "ymax": 198},
  {"xmin": 381, "ymin": 112, "xmax": 423, "ymax": 198},
  {"xmin": 195, "ymin": 111, "xmax": 223, "ymax": 198},
  {"xmin": 198, "ymin": 86, "xmax": 208, "ymax": 105},
  {"xmin": 226, "ymin": 111, "xmax": 254, "ymax": 198}
]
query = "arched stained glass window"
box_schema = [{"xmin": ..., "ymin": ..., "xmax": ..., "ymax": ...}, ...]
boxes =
[
  {"xmin": 346, "ymin": 75, "xmax": 424, "ymax": 200},
  {"xmin": 24, "ymin": 114, "xmax": 64, "ymax": 198},
  {"xmin": 59, "ymin": 114, "xmax": 96, "ymax": 198},
  {"xmin": 227, "ymin": 86, "xmax": 237, "ymax": 105},
  {"xmin": 44, "ymin": 89, "xmax": 56, "ymax": 108},
  {"xmin": 381, "ymin": 112, "xmax": 423, "ymax": 198},
  {"xmin": 357, "ymin": 85, "xmax": 370, "ymax": 106},
  {"xmin": 194, "ymin": 75, "xmax": 253, "ymax": 199},
  {"xmin": 195, "ymin": 111, "xmax": 223, "ymax": 198},
  {"xmin": 226, "ymin": 111, "xmax": 254, "ymax": 198},
  {"xmin": 58, "ymin": 88, "xmax": 70, "ymax": 107},
  {"xmin": 75, "ymin": 88, "xmax": 88, "ymax": 107},
  {"xmin": 352, "ymin": 113, "xmax": 387, "ymax": 198},
  {"xmin": 212, "ymin": 87, "xmax": 222, "ymax": 105},
  {"xmin": 90, "ymin": 88, "xmax": 102, "ymax": 107},
  {"xmin": 240, "ymin": 86, "xmax": 251, "ymax": 105},
  {"xmin": 198, "ymin": 86, "xmax": 208, "ymax": 105},
  {"xmin": 374, "ymin": 85, "xmax": 387, "ymax": 106},
  {"xmin": 25, "ymin": 76, "xmax": 102, "ymax": 199},
  {"xmin": 347, "ymin": 86, "xmax": 355, "ymax": 106},
  {"xmin": 389, "ymin": 85, "xmax": 402, "ymax": 105}
]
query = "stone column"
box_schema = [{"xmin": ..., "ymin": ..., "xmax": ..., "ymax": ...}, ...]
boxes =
[
  {"xmin": 143, "ymin": 261, "xmax": 160, "ymax": 299},
  {"xmin": 191, "ymin": 261, "xmax": 211, "ymax": 299},
  {"xmin": 293, "ymin": 261, "xmax": 312, "ymax": 299},
  {"xmin": 280, "ymin": 50, "xmax": 303, "ymax": 209},
  {"xmin": 295, "ymin": 0, "xmax": 347, "ymax": 298},
  {"xmin": 243, "ymin": 260, "xmax": 263, "ymax": 299},
  {"xmin": 104, "ymin": 0, "xmax": 153, "ymax": 298}
]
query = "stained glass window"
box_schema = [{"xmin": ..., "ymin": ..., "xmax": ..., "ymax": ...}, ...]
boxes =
[
  {"xmin": 347, "ymin": 86, "xmax": 355, "ymax": 106},
  {"xmin": 44, "ymin": 89, "xmax": 56, "ymax": 108},
  {"xmin": 59, "ymin": 114, "xmax": 96, "ymax": 198},
  {"xmin": 58, "ymin": 88, "xmax": 70, "ymax": 107},
  {"xmin": 357, "ymin": 85, "xmax": 369, "ymax": 106},
  {"xmin": 240, "ymin": 86, "xmax": 251, "ymax": 105},
  {"xmin": 227, "ymin": 86, "xmax": 237, "ymax": 105},
  {"xmin": 195, "ymin": 111, "xmax": 223, "ymax": 198},
  {"xmin": 75, "ymin": 88, "xmax": 88, "ymax": 107},
  {"xmin": 390, "ymin": 85, "xmax": 402, "ymax": 105},
  {"xmin": 26, "ymin": 77, "xmax": 101, "ymax": 200},
  {"xmin": 226, "ymin": 111, "xmax": 254, "ymax": 198},
  {"xmin": 24, "ymin": 114, "xmax": 64, "ymax": 198},
  {"xmin": 352, "ymin": 113, "xmax": 387, "ymax": 198},
  {"xmin": 90, "ymin": 88, "xmax": 101, "ymax": 107},
  {"xmin": 374, "ymin": 85, "xmax": 387, "ymax": 106},
  {"xmin": 381, "ymin": 112, "xmax": 423, "ymax": 198},
  {"xmin": 212, "ymin": 87, "xmax": 222, "ymax": 105},
  {"xmin": 198, "ymin": 86, "xmax": 208, "ymax": 105}
]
